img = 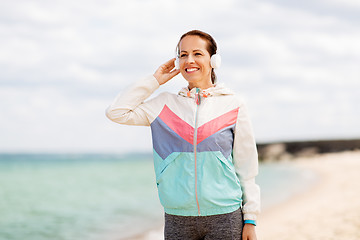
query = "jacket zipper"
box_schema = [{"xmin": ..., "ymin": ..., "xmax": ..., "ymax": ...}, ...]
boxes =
[{"xmin": 194, "ymin": 88, "xmax": 201, "ymax": 216}]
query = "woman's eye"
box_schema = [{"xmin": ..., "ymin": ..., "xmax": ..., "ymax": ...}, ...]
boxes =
[
  {"xmin": 195, "ymin": 53, "xmax": 202, "ymax": 56},
  {"xmin": 180, "ymin": 54, "xmax": 187, "ymax": 58}
]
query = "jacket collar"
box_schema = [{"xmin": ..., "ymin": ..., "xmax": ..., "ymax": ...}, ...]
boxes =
[{"xmin": 178, "ymin": 83, "xmax": 234, "ymax": 99}]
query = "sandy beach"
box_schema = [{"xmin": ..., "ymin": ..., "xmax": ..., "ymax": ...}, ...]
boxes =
[
  {"xmin": 257, "ymin": 150, "xmax": 360, "ymax": 240},
  {"xmin": 134, "ymin": 150, "xmax": 360, "ymax": 240}
]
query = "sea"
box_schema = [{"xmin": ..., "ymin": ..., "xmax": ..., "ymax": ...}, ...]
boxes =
[{"xmin": 0, "ymin": 153, "xmax": 317, "ymax": 240}]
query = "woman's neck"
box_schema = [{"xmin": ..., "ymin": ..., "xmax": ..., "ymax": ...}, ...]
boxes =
[{"xmin": 188, "ymin": 79, "xmax": 213, "ymax": 90}]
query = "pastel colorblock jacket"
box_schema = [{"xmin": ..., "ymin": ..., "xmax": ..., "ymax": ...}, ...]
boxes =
[{"xmin": 106, "ymin": 75, "xmax": 260, "ymax": 221}]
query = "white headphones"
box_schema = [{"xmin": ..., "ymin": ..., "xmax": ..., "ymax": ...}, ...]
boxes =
[
  {"xmin": 210, "ymin": 54, "xmax": 221, "ymax": 69},
  {"xmin": 174, "ymin": 53, "xmax": 221, "ymax": 70},
  {"xmin": 174, "ymin": 57, "xmax": 180, "ymax": 70}
]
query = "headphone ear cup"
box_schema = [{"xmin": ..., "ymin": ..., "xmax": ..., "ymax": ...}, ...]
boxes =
[
  {"xmin": 174, "ymin": 57, "xmax": 180, "ymax": 70},
  {"xmin": 210, "ymin": 54, "xmax": 221, "ymax": 69}
]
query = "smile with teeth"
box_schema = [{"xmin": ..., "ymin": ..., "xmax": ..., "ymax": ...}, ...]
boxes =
[{"xmin": 185, "ymin": 67, "xmax": 200, "ymax": 73}]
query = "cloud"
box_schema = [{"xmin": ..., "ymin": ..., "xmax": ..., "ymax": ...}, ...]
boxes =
[{"xmin": 0, "ymin": 0, "xmax": 359, "ymax": 152}]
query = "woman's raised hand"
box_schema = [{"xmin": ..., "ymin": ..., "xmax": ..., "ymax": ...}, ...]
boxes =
[{"xmin": 153, "ymin": 58, "xmax": 180, "ymax": 85}]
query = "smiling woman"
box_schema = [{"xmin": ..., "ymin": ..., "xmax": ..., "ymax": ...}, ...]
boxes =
[
  {"xmin": 177, "ymin": 36, "xmax": 213, "ymax": 90},
  {"xmin": 106, "ymin": 30, "xmax": 260, "ymax": 240},
  {"xmin": 176, "ymin": 30, "xmax": 219, "ymax": 88}
]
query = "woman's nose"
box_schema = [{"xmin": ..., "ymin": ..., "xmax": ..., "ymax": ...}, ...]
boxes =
[{"xmin": 186, "ymin": 54, "xmax": 195, "ymax": 63}]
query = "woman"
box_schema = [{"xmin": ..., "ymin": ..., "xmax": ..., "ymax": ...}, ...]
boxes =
[{"xmin": 106, "ymin": 30, "xmax": 260, "ymax": 240}]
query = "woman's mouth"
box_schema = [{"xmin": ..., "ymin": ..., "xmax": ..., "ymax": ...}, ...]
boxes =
[{"xmin": 185, "ymin": 67, "xmax": 200, "ymax": 73}]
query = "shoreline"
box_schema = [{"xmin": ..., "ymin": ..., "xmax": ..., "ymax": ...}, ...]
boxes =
[
  {"xmin": 257, "ymin": 150, "xmax": 360, "ymax": 239},
  {"xmin": 125, "ymin": 150, "xmax": 360, "ymax": 240}
]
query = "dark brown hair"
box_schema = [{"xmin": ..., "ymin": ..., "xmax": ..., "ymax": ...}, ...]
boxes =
[{"xmin": 177, "ymin": 30, "xmax": 218, "ymax": 84}]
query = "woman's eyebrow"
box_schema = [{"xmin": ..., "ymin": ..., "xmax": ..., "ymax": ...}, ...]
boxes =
[{"xmin": 180, "ymin": 49, "xmax": 204, "ymax": 53}]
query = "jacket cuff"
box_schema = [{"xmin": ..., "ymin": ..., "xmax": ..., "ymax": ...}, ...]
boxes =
[
  {"xmin": 243, "ymin": 213, "xmax": 257, "ymax": 221},
  {"xmin": 148, "ymin": 75, "xmax": 160, "ymax": 89},
  {"xmin": 244, "ymin": 220, "xmax": 256, "ymax": 226}
]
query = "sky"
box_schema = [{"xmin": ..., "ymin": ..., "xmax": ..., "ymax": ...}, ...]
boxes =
[{"xmin": 1, "ymin": 0, "xmax": 359, "ymax": 153}]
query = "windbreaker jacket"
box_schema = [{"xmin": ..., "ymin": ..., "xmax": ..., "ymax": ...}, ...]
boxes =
[{"xmin": 106, "ymin": 75, "xmax": 260, "ymax": 221}]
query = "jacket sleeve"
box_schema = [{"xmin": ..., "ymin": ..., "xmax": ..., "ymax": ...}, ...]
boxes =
[
  {"xmin": 232, "ymin": 99, "xmax": 261, "ymax": 221},
  {"xmin": 105, "ymin": 75, "xmax": 160, "ymax": 126}
]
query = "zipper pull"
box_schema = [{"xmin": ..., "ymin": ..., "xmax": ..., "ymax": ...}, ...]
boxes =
[{"xmin": 195, "ymin": 88, "xmax": 201, "ymax": 105}]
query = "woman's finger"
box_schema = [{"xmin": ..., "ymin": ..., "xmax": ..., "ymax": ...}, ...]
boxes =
[
  {"xmin": 153, "ymin": 58, "xmax": 179, "ymax": 85},
  {"xmin": 168, "ymin": 69, "xmax": 180, "ymax": 79},
  {"xmin": 159, "ymin": 58, "xmax": 176, "ymax": 74},
  {"xmin": 165, "ymin": 58, "xmax": 176, "ymax": 66},
  {"xmin": 163, "ymin": 58, "xmax": 176, "ymax": 70}
]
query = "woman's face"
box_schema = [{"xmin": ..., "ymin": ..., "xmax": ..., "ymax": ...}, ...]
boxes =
[{"xmin": 178, "ymin": 35, "xmax": 212, "ymax": 89}]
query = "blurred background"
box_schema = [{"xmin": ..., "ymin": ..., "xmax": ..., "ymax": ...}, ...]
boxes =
[
  {"xmin": 1, "ymin": 0, "xmax": 359, "ymax": 239},
  {"xmin": 1, "ymin": 0, "xmax": 359, "ymax": 153}
]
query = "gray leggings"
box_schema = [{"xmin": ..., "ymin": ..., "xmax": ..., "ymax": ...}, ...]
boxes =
[{"xmin": 164, "ymin": 207, "xmax": 244, "ymax": 240}]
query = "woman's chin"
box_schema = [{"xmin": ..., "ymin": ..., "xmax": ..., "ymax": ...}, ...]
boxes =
[{"xmin": 184, "ymin": 76, "xmax": 200, "ymax": 84}]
